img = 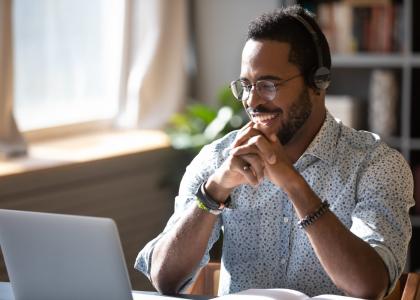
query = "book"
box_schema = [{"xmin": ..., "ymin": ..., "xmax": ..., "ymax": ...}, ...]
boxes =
[
  {"xmin": 316, "ymin": 0, "xmax": 401, "ymax": 54},
  {"xmin": 213, "ymin": 288, "xmax": 365, "ymax": 300}
]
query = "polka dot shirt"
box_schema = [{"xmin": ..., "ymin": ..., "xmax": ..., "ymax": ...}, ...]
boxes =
[{"xmin": 135, "ymin": 111, "xmax": 414, "ymax": 296}]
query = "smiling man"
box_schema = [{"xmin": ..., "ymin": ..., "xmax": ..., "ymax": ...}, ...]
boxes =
[{"xmin": 135, "ymin": 5, "xmax": 414, "ymax": 299}]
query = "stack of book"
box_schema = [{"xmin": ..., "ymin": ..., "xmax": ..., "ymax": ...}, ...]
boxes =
[{"xmin": 317, "ymin": 0, "xmax": 403, "ymax": 54}]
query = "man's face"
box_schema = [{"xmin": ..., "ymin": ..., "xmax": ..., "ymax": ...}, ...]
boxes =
[{"xmin": 240, "ymin": 39, "xmax": 313, "ymax": 145}]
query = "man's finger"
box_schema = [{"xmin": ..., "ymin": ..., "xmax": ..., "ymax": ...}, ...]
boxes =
[
  {"xmin": 234, "ymin": 154, "xmax": 264, "ymax": 185},
  {"xmin": 233, "ymin": 126, "xmax": 256, "ymax": 148},
  {"xmin": 232, "ymin": 154, "xmax": 264, "ymax": 185},
  {"xmin": 231, "ymin": 135, "xmax": 277, "ymax": 165}
]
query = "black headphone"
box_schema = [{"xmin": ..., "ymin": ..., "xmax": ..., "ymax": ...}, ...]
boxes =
[{"xmin": 292, "ymin": 14, "xmax": 331, "ymax": 90}]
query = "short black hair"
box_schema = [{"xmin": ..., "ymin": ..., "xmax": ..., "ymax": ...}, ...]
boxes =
[{"xmin": 247, "ymin": 5, "xmax": 331, "ymax": 88}]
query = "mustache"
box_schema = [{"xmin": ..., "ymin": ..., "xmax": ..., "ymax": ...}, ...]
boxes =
[{"xmin": 246, "ymin": 106, "xmax": 283, "ymax": 115}]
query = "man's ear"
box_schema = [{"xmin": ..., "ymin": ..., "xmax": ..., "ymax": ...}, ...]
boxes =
[
  {"xmin": 312, "ymin": 87, "xmax": 322, "ymax": 96},
  {"xmin": 309, "ymin": 86, "xmax": 323, "ymax": 98}
]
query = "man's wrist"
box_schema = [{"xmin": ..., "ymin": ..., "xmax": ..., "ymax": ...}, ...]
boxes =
[
  {"xmin": 282, "ymin": 169, "xmax": 323, "ymax": 218},
  {"xmin": 195, "ymin": 180, "xmax": 231, "ymax": 215},
  {"xmin": 205, "ymin": 176, "xmax": 232, "ymax": 204}
]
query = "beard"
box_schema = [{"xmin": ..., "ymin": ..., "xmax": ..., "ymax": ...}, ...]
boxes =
[{"xmin": 277, "ymin": 87, "xmax": 312, "ymax": 145}]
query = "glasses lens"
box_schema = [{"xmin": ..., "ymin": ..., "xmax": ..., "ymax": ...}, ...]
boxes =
[
  {"xmin": 256, "ymin": 81, "xmax": 276, "ymax": 101},
  {"xmin": 230, "ymin": 80, "xmax": 247, "ymax": 101}
]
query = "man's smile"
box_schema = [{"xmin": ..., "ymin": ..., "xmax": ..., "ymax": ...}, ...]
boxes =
[
  {"xmin": 250, "ymin": 112, "xmax": 279, "ymax": 126},
  {"xmin": 246, "ymin": 107, "xmax": 283, "ymax": 126}
]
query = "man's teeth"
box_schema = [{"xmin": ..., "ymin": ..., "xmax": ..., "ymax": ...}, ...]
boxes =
[{"xmin": 252, "ymin": 113, "xmax": 278, "ymax": 123}]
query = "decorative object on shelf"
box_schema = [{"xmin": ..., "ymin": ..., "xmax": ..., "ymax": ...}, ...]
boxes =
[
  {"xmin": 368, "ymin": 69, "xmax": 398, "ymax": 137},
  {"xmin": 325, "ymin": 95, "xmax": 362, "ymax": 129}
]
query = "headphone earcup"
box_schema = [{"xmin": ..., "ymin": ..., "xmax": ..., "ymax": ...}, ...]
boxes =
[{"xmin": 313, "ymin": 66, "xmax": 331, "ymax": 90}]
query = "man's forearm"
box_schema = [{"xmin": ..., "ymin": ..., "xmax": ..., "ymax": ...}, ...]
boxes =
[
  {"xmin": 306, "ymin": 212, "xmax": 389, "ymax": 299},
  {"xmin": 150, "ymin": 203, "xmax": 218, "ymax": 294},
  {"xmin": 285, "ymin": 174, "xmax": 389, "ymax": 299}
]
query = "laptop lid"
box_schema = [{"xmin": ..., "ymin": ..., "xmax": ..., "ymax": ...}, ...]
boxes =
[{"xmin": 0, "ymin": 209, "xmax": 133, "ymax": 300}]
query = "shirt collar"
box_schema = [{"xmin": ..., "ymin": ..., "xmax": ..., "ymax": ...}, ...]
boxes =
[{"xmin": 298, "ymin": 110, "xmax": 340, "ymax": 166}]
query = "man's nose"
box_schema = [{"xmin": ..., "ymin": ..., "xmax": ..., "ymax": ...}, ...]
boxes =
[{"xmin": 246, "ymin": 86, "xmax": 265, "ymax": 108}]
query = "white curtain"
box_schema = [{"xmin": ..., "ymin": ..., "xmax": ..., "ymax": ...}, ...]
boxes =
[
  {"xmin": 116, "ymin": 0, "xmax": 188, "ymax": 129},
  {"xmin": 0, "ymin": 0, "xmax": 26, "ymax": 158}
]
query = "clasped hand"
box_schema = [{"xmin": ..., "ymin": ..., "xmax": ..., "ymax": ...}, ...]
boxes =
[{"xmin": 212, "ymin": 122, "xmax": 295, "ymax": 191}]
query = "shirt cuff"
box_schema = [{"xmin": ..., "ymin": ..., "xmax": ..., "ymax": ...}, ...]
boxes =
[{"xmin": 371, "ymin": 243, "xmax": 400, "ymax": 296}]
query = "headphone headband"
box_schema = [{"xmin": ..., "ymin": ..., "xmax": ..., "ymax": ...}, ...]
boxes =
[{"xmin": 291, "ymin": 14, "xmax": 331, "ymax": 90}]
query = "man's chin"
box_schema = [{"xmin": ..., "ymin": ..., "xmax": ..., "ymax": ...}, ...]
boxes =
[{"xmin": 252, "ymin": 122, "xmax": 282, "ymax": 139}]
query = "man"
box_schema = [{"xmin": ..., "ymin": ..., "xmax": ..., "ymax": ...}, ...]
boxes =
[{"xmin": 135, "ymin": 5, "xmax": 414, "ymax": 299}]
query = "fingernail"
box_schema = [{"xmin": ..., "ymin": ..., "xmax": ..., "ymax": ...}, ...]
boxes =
[{"xmin": 269, "ymin": 154, "xmax": 276, "ymax": 164}]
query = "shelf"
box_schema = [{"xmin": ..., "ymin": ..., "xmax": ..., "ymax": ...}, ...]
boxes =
[
  {"xmin": 410, "ymin": 139, "xmax": 420, "ymax": 150},
  {"xmin": 411, "ymin": 215, "xmax": 420, "ymax": 227},
  {"xmin": 382, "ymin": 136, "xmax": 403, "ymax": 149},
  {"xmin": 412, "ymin": 55, "xmax": 420, "ymax": 66},
  {"xmin": 332, "ymin": 54, "xmax": 420, "ymax": 68}
]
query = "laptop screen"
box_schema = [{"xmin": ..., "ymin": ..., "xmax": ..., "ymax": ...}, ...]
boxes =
[{"xmin": 0, "ymin": 209, "xmax": 133, "ymax": 300}]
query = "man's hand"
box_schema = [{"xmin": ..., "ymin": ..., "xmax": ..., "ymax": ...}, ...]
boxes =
[
  {"xmin": 229, "ymin": 123, "xmax": 298, "ymax": 189},
  {"xmin": 207, "ymin": 123, "xmax": 263, "ymax": 191}
]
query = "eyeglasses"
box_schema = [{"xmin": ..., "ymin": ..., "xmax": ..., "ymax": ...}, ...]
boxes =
[{"xmin": 230, "ymin": 74, "xmax": 302, "ymax": 102}]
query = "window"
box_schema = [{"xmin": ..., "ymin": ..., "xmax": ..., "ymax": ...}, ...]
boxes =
[{"xmin": 13, "ymin": 0, "xmax": 124, "ymax": 131}]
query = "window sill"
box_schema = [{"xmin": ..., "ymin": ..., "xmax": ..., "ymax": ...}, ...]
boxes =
[{"xmin": 0, "ymin": 129, "xmax": 171, "ymax": 178}]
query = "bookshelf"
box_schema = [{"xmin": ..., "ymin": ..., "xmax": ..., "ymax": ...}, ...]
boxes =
[{"xmin": 294, "ymin": 0, "xmax": 420, "ymax": 272}]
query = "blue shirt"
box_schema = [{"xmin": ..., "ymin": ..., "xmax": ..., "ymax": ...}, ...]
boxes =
[{"xmin": 135, "ymin": 111, "xmax": 414, "ymax": 296}]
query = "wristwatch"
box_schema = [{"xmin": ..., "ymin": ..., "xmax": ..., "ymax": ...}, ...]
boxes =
[{"xmin": 195, "ymin": 181, "xmax": 231, "ymax": 215}]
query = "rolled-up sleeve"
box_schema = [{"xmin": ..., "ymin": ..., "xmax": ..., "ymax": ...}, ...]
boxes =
[{"xmin": 351, "ymin": 146, "xmax": 414, "ymax": 293}]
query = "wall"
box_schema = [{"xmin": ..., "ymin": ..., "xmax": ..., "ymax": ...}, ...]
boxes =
[
  {"xmin": 193, "ymin": 0, "xmax": 278, "ymax": 104},
  {"xmin": 0, "ymin": 147, "xmax": 185, "ymax": 291}
]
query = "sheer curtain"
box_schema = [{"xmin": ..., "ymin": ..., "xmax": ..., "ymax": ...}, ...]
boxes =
[
  {"xmin": 0, "ymin": 0, "xmax": 26, "ymax": 158},
  {"xmin": 0, "ymin": 0, "xmax": 187, "ymax": 159},
  {"xmin": 116, "ymin": 0, "xmax": 188, "ymax": 129},
  {"xmin": 13, "ymin": 0, "xmax": 124, "ymax": 131}
]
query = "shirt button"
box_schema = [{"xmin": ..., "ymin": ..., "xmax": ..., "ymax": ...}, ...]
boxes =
[
  {"xmin": 280, "ymin": 258, "xmax": 286, "ymax": 265},
  {"xmin": 283, "ymin": 217, "xmax": 289, "ymax": 223}
]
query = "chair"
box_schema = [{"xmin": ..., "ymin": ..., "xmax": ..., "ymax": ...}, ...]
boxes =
[
  {"xmin": 386, "ymin": 273, "xmax": 420, "ymax": 300},
  {"xmin": 188, "ymin": 262, "xmax": 420, "ymax": 300},
  {"xmin": 186, "ymin": 262, "xmax": 220, "ymax": 296}
]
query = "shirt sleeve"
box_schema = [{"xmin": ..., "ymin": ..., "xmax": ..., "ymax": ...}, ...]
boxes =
[
  {"xmin": 351, "ymin": 145, "xmax": 414, "ymax": 294},
  {"xmin": 134, "ymin": 139, "xmax": 228, "ymax": 288}
]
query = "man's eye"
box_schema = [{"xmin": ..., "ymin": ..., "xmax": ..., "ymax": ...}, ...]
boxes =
[{"xmin": 259, "ymin": 82, "xmax": 275, "ymax": 90}]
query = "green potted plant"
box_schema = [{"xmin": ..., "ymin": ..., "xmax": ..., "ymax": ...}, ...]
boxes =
[{"xmin": 166, "ymin": 85, "xmax": 247, "ymax": 153}]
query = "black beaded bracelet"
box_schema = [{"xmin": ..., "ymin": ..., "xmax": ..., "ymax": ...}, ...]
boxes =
[{"xmin": 298, "ymin": 201, "xmax": 330, "ymax": 230}]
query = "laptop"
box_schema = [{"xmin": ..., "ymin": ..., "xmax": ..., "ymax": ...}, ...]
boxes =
[{"xmin": 0, "ymin": 209, "xmax": 135, "ymax": 300}]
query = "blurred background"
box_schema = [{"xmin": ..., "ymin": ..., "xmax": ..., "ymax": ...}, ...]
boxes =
[{"xmin": 0, "ymin": 0, "xmax": 419, "ymax": 291}]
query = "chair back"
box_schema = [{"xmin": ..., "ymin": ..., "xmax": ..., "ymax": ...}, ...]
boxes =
[
  {"xmin": 186, "ymin": 262, "xmax": 220, "ymax": 296},
  {"xmin": 385, "ymin": 273, "xmax": 420, "ymax": 300}
]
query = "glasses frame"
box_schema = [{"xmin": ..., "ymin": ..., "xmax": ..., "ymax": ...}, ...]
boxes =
[{"xmin": 230, "ymin": 73, "xmax": 302, "ymax": 102}]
